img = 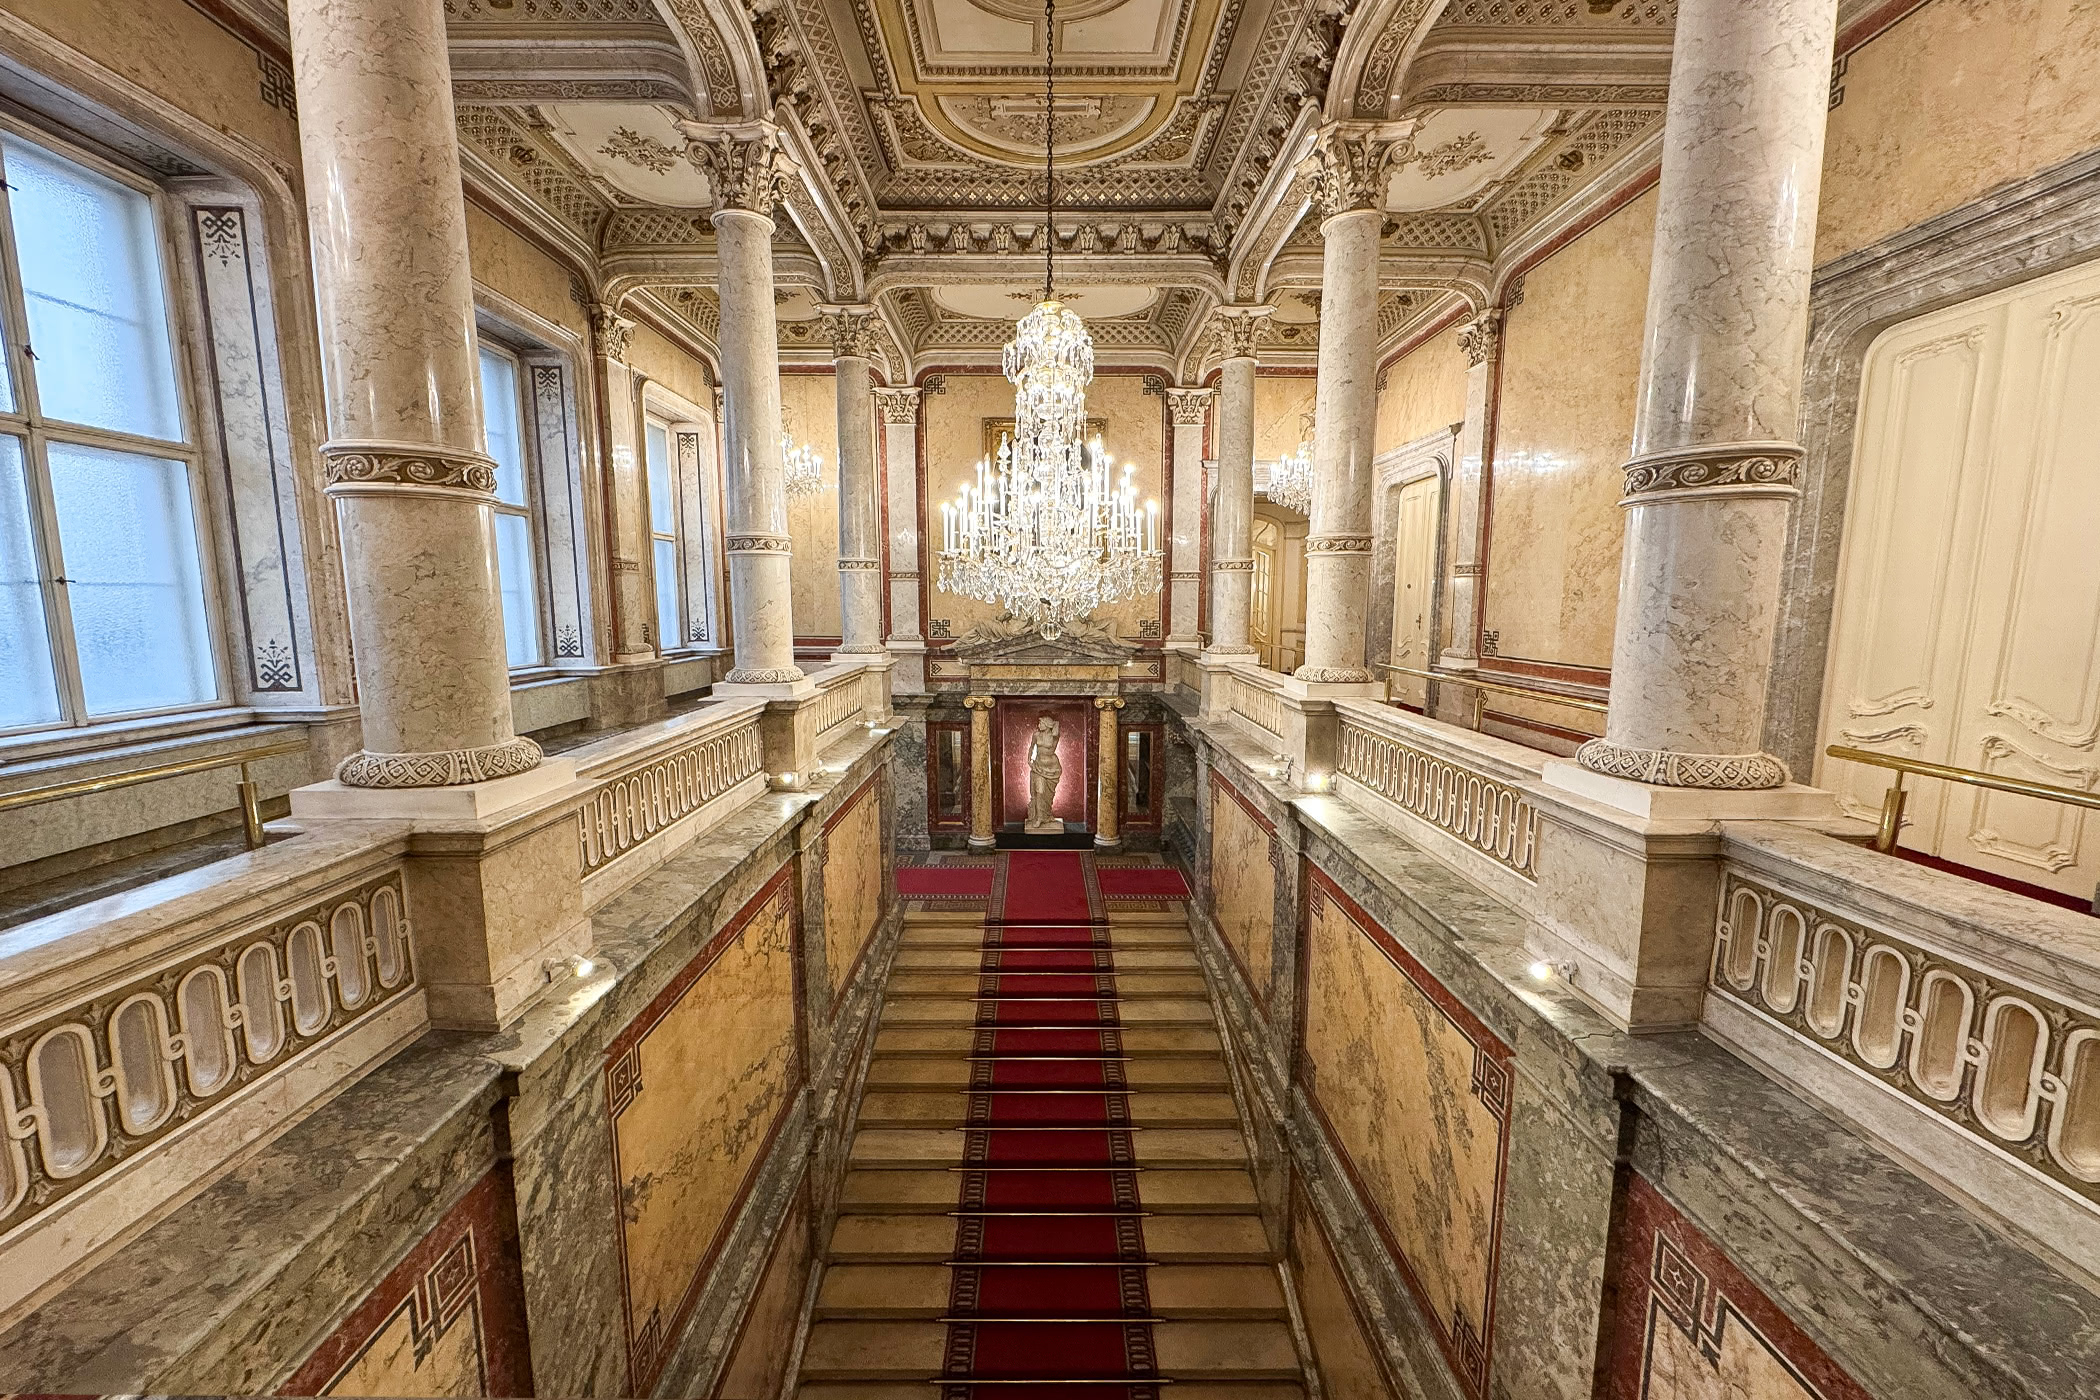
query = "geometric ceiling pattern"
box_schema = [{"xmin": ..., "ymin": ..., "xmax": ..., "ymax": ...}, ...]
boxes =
[{"xmin": 422, "ymin": 0, "xmax": 1726, "ymax": 374}]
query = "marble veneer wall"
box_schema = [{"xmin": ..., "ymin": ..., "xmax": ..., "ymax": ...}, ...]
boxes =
[
  {"xmin": 0, "ymin": 729, "xmax": 905, "ymax": 1398},
  {"xmin": 1168, "ymin": 705, "xmax": 2099, "ymax": 1400}
]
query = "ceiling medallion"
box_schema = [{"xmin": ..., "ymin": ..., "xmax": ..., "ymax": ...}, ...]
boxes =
[{"xmin": 936, "ymin": 0, "xmax": 1163, "ymax": 640}]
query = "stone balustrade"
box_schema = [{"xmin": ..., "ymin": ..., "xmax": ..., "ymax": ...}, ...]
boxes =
[
  {"xmin": 0, "ymin": 826, "xmax": 426, "ymax": 1317},
  {"xmin": 572, "ymin": 700, "xmax": 769, "ymax": 897}
]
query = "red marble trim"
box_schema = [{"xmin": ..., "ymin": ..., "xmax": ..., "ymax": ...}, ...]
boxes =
[
  {"xmin": 825, "ymin": 777, "xmax": 890, "ymax": 1026},
  {"xmin": 926, "ymin": 720, "xmax": 974, "ymax": 832},
  {"xmin": 1480, "ymin": 708, "xmax": 1596, "ymax": 747},
  {"xmin": 1476, "ymin": 656, "xmax": 1611, "ymax": 688},
  {"xmin": 708, "ymin": 1177, "xmax": 813, "ymax": 1400},
  {"xmin": 822, "ymin": 771, "xmax": 881, "ymax": 835},
  {"xmin": 1602, "ymin": 1173, "xmax": 1873, "ymax": 1400},
  {"xmin": 1299, "ymin": 865, "xmax": 1513, "ymax": 1400},
  {"xmin": 1203, "ymin": 772, "xmax": 1278, "ymax": 1011},
  {"xmin": 1210, "ymin": 769, "xmax": 1278, "ymax": 837},
  {"xmin": 280, "ymin": 1165, "xmax": 534, "ymax": 1397},
  {"xmin": 601, "ymin": 866, "xmax": 806, "ymax": 1395}
]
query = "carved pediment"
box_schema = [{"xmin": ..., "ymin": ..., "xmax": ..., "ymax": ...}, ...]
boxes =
[{"xmin": 954, "ymin": 613, "xmax": 1134, "ymax": 663}]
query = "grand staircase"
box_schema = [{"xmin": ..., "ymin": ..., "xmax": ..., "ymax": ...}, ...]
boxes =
[{"xmin": 796, "ymin": 853, "xmax": 1308, "ymax": 1398}]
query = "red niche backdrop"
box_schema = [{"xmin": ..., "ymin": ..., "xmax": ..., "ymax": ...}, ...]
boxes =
[{"xmin": 996, "ymin": 699, "xmax": 1095, "ymax": 833}]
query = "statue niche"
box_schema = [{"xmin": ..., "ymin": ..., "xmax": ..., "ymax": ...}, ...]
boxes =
[{"xmin": 1024, "ymin": 713, "xmax": 1065, "ymax": 833}]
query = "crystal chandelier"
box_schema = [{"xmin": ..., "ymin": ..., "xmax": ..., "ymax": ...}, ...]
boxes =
[
  {"xmin": 782, "ymin": 431, "xmax": 823, "ymax": 500},
  {"xmin": 1268, "ymin": 439, "xmax": 1313, "ymax": 515},
  {"xmin": 935, "ymin": 0, "xmax": 1163, "ymax": 639}
]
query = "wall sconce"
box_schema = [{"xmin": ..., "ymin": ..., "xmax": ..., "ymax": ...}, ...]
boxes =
[
  {"xmin": 1527, "ymin": 959, "xmax": 1576, "ymax": 984},
  {"xmin": 543, "ymin": 952, "xmax": 599, "ymax": 983}
]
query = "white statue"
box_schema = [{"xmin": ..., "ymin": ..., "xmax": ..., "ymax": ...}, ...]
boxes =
[{"xmin": 1024, "ymin": 714, "xmax": 1064, "ymax": 833}]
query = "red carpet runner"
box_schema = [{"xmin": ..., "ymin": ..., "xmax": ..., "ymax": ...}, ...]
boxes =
[{"xmin": 942, "ymin": 852, "xmax": 1161, "ymax": 1400}]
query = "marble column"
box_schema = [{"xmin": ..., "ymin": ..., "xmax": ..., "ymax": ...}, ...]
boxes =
[
  {"xmin": 1575, "ymin": 0, "xmax": 1839, "ymax": 790},
  {"xmin": 1437, "ymin": 307, "xmax": 1499, "ymax": 723},
  {"xmin": 965, "ymin": 695, "xmax": 996, "ymax": 849},
  {"xmin": 1163, "ymin": 387, "xmax": 1213, "ymax": 651},
  {"xmin": 1205, "ymin": 308, "xmax": 1269, "ymax": 660},
  {"xmin": 822, "ymin": 305, "xmax": 885, "ymax": 657},
  {"xmin": 874, "ymin": 387, "xmax": 927, "ymax": 691},
  {"xmin": 1297, "ymin": 125, "xmax": 1398, "ymax": 685},
  {"xmin": 286, "ymin": 0, "xmax": 539, "ymax": 786},
  {"xmin": 1094, "ymin": 697, "xmax": 1125, "ymax": 849},
  {"xmin": 700, "ymin": 124, "xmax": 804, "ymax": 686}
]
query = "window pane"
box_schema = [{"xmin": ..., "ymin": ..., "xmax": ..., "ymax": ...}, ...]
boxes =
[
  {"xmin": 5, "ymin": 138, "xmax": 180, "ymax": 440},
  {"xmin": 645, "ymin": 422, "xmax": 674, "ymax": 534},
  {"xmin": 493, "ymin": 511, "xmax": 540, "ymax": 668},
  {"xmin": 478, "ymin": 348, "xmax": 527, "ymax": 506},
  {"xmin": 0, "ymin": 436, "xmax": 59, "ymax": 727},
  {"xmin": 653, "ymin": 537, "xmax": 680, "ymax": 649},
  {"xmin": 48, "ymin": 442, "xmax": 214, "ymax": 714}
]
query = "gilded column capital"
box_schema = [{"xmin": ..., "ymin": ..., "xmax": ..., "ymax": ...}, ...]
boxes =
[
  {"xmin": 588, "ymin": 303, "xmax": 636, "ymax": 361},
  {"xmin": 1209, "ymin": 305, "xmax": 1274, "ymax": 362},
  {"xmin": 1302, "ymin": 124, "xmax": 1402, "ymax": 221},
  {"xmin": 1164, "ymin": 387, "xmax": 1214, "ymax": 426},
  {"xmin": 1458, "ymin": 308, "xmax": 1501, "ymax": 367},
  {"xmin": 962, "ymin": 693, "xmax": 997, "ymax": 712},
  {"xmin": 872, "ymin": 387, "xmax": 923, "ymax": 424},
  {"xmin": 1094, "ymin": 696, "xmax": 1127, "ymax": 712},
  {"xmin": 696, "ymin": 122, "xmax": 798, "ymax": 219},
  {"xmin": 817, "ymin": 303, "xmax": 880, "ymax": 361}
]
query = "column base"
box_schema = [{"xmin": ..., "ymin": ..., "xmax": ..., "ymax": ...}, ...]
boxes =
[
  {"xmin": 293, "ymin": 756, "xmax": 577, "ymax": 819},
  {"xmin": 967, "ymin": 834, "xmax": 996, "ymax": 851},
  {"xmin": 1543, "ymin": 758, "xmax": 1838, "ymax": 820},
  {"xmin": 1574, "ymin": 738, "xmax": 1791, "ymax": 792},
  {"xmin": 333, "ymin": 736, "xmax": 545, "ymax": 790},
  {"xmin": 1093, "ymin": 834, "xmax": 1123, "ymax": 850}
]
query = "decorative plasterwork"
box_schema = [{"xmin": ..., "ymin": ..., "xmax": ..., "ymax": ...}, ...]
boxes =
[{"xmin": 697, "ymin": 122, "xmax": 800, "ymax": 214}]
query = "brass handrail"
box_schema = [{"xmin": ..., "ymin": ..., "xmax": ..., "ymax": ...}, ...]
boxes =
[
  {"xmin": 1381, "ymin": 662, "xmax": 1609, "ymax": 715},
  {"xmin": 1825, "ymin": 743, "xmax": 2100, "ymax": 854},
  {"xmin": 0, "ymin": 735, "xmax": 309, "ymax": 849}
]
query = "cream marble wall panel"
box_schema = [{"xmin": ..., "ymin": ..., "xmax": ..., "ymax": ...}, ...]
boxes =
[
  {"xmin": 5, "ymin": 0, "xmax": 300, "ymax": 162},
  {"xmin": 628, "ymin": 323, "xmax": 713, "ymax": 414},
  {"xmin": 1302, "ymin": 869, "xmax": 1511, "ymax": 1399},
  {"xmin": 821, "ymin": 778, "xmax": 884, "ymax": 1003},
  {"xmin": 924, "ymin": 371, "xmax": 1168, "ymax": 642},
  {"xmin": 711, "ymin": 1186, "xmax": 812, "ymax": 1399},
  {"xmin": 782, "ymin": 370, "xmax": 844, "ymax": 640},
  {"xmin": 1485, "ymin": 191, "xmax": 1656, "ymax": 671},
  {"xmin": 1210, "ymin": 776, "xmax": 1277, "ymax": 1004},
  {"xmin": 1375, "ymin": 322, "xmax": 1468, "ymax": 456},
  {"xmin": 604, "ymin": 869, "xmax": 800, "ymax": 1394},
  {"xmin": 1252, "ymin": 374, "xmax": 1317, "ymax": 464},
  {"xmin": 1288, "ymin": 1185, "xmax": 1402, "ymax": 1399},
  {"xmin": 1820, "ymin": 0, "xmax": 2100, "ymax": 262},
  {"xmin": 463, "ymin": 205, "xmax": 587, "ymax": 338}
]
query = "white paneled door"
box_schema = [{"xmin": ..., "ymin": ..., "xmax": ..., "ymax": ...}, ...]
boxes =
[
  {"xmin": 1389, "ymin": 475, "xmax": 1439, "ymax": 710},
  {"xmin": 1821, "ymin": 257, "xmax": 2100, "ymax": 899}
]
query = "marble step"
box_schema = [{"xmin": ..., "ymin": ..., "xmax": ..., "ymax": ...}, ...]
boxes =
[
  {"xmin": 892, "ymin": 947, "xmax": 1201, "ymax": 971},
  {"xmin": 826, "ymin": 1211, "xmax": 1272, "ymax": 1266},
  {"xmin": 855, "ymin": 1090, "xmax": 1241, "ymax": 1129},
  {"xmin": 798, "ymin": 1318, "xmax": 1301, "ymax": 1382},
  {"xmin": 848, "ymin": 1127, "xmax": 1251, "ymax": 1170},
  {"xmin": 799, "ymin": 1384, "xmax": 1305, "ymax": 1400},
  {"xmin": 887, "ymin": 971, "xmax": 1211, "ymax": 998},
  {"xmin": 837, "ymin": 1167, "xmax": 1261, "ymax": 1215},
  {"xmin": 863, "ymin": 1057, "xmax": 1230, "ymax": 1089},
  {"xmin": 896, "ymin": 925, "xmax": 1193, "ymax": 950},
  {"xmin": 880, "ymin": 997, "xmax": 1216, "ymax": 1028},
  {"xmin": 873, "ymin": 1026, "xmax": 1225, "ymax": 1057},
  {"xmin": 814, "ymin": 1262, "xmax": 1289, "ymax": 1319}
]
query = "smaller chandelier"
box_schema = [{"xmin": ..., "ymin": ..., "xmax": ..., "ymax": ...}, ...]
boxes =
[
  {"xmin": 782, "ymin": 432, "xmax": 824, "ymax": 500},
  {"xmin": 1268, "ymin": 439, "xmax": 1313, "ymax": 515}
]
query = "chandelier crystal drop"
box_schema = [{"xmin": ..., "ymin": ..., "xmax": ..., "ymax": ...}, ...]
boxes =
[
  {"xmin": 934, "ymin": 0, "xmax": 1163, "ymax": 639},
  {"xmin": 1268, "ymin": 439, "xmax": 1313, "ymax": 515},
  {"xmin": 782, "ymin": 432, "xmax": 824, "ymax": 500}
]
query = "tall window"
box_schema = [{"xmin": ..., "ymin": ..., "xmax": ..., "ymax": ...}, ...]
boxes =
[
  {"xmin": 644, "ymin": 418, "xmax": 681, "ymax": 649},
  {"xmin": 478, "ymin": 343, "xmax": 541, "ymax": 669},
  {"xmin": 0, "ymin": 128, "xmax": 216, "ymax": 733}
]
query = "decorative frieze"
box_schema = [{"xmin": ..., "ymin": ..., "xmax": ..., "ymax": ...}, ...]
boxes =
[
  {"xmin": 1620, "ymin": 444, "xmax": 1804, "ymax": 501},
  {"xmin": 727, "ymin": 534, "xmax": 794, "ymax": 553},
  {"xmin": 579, "ymin": 719, "xmax": 766, "ymax": 876},
  {"xmin": 1306, "ymin": 535, "xmax": 1374, "ymax": 554},
  {"xmin": 0, "ymin": 874, "xmax": 417, "ymax": 1235},
  {"xmin": 1573, "ymin": 739, "xmax": 1789, "ymax": 791},
  {"xmin": 322, "ymin": 447, "xmax": 498, "ymax": 495},
  {"xmin": 1337, "ymin": 720, "xmax": 1541, "ymax": 879},
  {"xmin": 1710, "ymin": 869, "xmax": 2100, "ymax": 1207},
  {"xmin": 336, "ymin": 736, "xmax": 545, "ymax": 788}
]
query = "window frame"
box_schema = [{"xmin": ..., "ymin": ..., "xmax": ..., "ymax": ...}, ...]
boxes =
[
  {"xmin": 642, "ymin": 410, "xmax": 686, "ymax": 655},
  {"xmin": 0, "ymin": 115, "xmax": 227, "ymax": 738},
  {"xmin": 475, "ymin": 337, "xmax": 551, "ymax": 673}
]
